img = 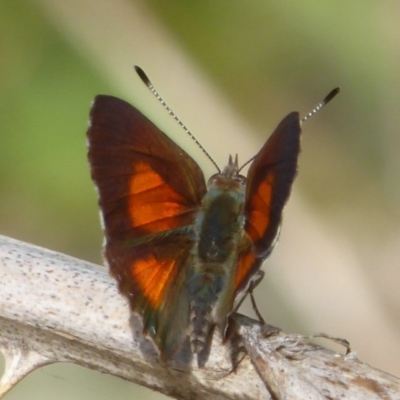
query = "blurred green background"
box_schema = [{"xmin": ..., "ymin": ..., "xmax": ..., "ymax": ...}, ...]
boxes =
[{"xmin": 1, "ymin": 1, "xmax": 400, "ymax": 399}]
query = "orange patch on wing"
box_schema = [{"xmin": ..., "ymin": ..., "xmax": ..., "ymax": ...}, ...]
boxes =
[
  {"xmin": 247, "ymin": 172, "xmax": 274, "ymax": 241},
  {"xmin": 131, "ymin": 255, "xmax": 177, "ymax": 308},
  {"xmin": 235, "ymin": 251, "xmax": 256, "ymax": 291},
  {"xmin": 130, "ymin": 162, "xmax": 164, "ymax": 193},
  {"xmin": 128, "ymin": 161, "xmax": 188, "ymax": 230}
]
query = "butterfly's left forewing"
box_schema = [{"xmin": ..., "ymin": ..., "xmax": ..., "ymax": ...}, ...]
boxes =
[
  {"xmin": 87, "ymin": 95, "xmax": 207, "ymax": 358},
  {"xmin": 235, "ymin": 112, "xmax": 301, "ymax": 295}
]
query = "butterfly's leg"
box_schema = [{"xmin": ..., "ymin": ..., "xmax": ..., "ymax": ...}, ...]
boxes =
[
  {"xmin": 247, "ymin": 271, "xmax": 265, "ymax": 324},
  {"xmin": 233, "ymin": 270, "xmax": 265, "ymax": 319}
]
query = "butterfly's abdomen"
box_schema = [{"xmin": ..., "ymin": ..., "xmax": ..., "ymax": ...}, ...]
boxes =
[{"xmin": 188, "ymin": 269, "xmax": 223, "ymax": 354}]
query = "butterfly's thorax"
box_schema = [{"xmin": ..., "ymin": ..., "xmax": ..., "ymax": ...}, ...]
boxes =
[
  {"xmin": 188, "ymin": 167, "xmax": 248, "ymax": 353},
  {"xmin": 196, "ymin": 173, "xmax": 246, "ymax": 263}
]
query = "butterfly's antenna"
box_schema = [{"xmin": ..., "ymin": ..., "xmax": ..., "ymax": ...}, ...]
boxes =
[
  {"xmin": 134, "ymin": 66, "xmax": 221, "ymax": 173},
  {"xmin": 238, "ymin": 155, "xmax": 254, "ymax": 173},
  {"xmin": 238, "ymin": 87, "xmax": 340, "ymax": 173},
  {"xmin": 301, "ymin": 87, "xmax": 340, "ymax": 123}
]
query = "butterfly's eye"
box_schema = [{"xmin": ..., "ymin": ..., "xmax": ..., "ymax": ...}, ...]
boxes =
[
  {"xmin": 207, "ymin": 173, "xmax": 220, "ymax": 186},
  {"xmin": 235, "ymin": 174, "xmax": 246, "ymax": 183},
  {"xmin": 233, "ymin": 174, "xmax": 247, "ymax": 188}
]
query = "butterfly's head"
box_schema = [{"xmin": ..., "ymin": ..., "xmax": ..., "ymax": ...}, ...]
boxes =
[
  {"xmin": 223, "ymin": 154, "xmax": 239, "ymax": 178},
  {"xmin": 207, "ymin": 154, "xmax": 246, "ymax": 192}
]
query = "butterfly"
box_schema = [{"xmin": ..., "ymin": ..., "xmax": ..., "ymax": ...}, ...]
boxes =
[{"xmin": 87, "ymin": 66, "xmax": 339, "ymax": 363}]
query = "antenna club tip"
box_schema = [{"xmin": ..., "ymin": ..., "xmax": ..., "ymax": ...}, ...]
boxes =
[
  {"xmin": 134, "ymin": 65, "xmax": 151, "ymax": 87},
  {"xmin": 324, "ymin": 87, "xmax": 341, "ymax": 104}
]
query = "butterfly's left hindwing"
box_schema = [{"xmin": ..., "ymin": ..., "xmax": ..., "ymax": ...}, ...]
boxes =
[
  {"xmin": 87, "ymin": 95, "xmax": 207, "ymax": 358},
  {"xmin": 106, "ymin": 236, "xmax": 193, "ymax": 359}
]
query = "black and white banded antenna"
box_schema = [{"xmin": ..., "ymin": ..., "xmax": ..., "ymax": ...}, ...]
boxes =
[
  {"xmin": 301, "ymin": 87, "xmax": 340, "ymax": 123},
  {"xmin": 238, "ymin": 87, "xmax": 340, "ymax": 173},
  {"xmin": 134, "ymin": 66, "xmax": 221, "ymax": 173}
]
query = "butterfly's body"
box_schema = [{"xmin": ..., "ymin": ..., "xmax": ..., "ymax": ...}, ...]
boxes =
[
  {"xmin": 188, "ymin": 165, "xmax": 249, "ymax": 353},
  {"xmin": 88, "ymin": 94, "xmax": 302, "ymax": 363}
]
